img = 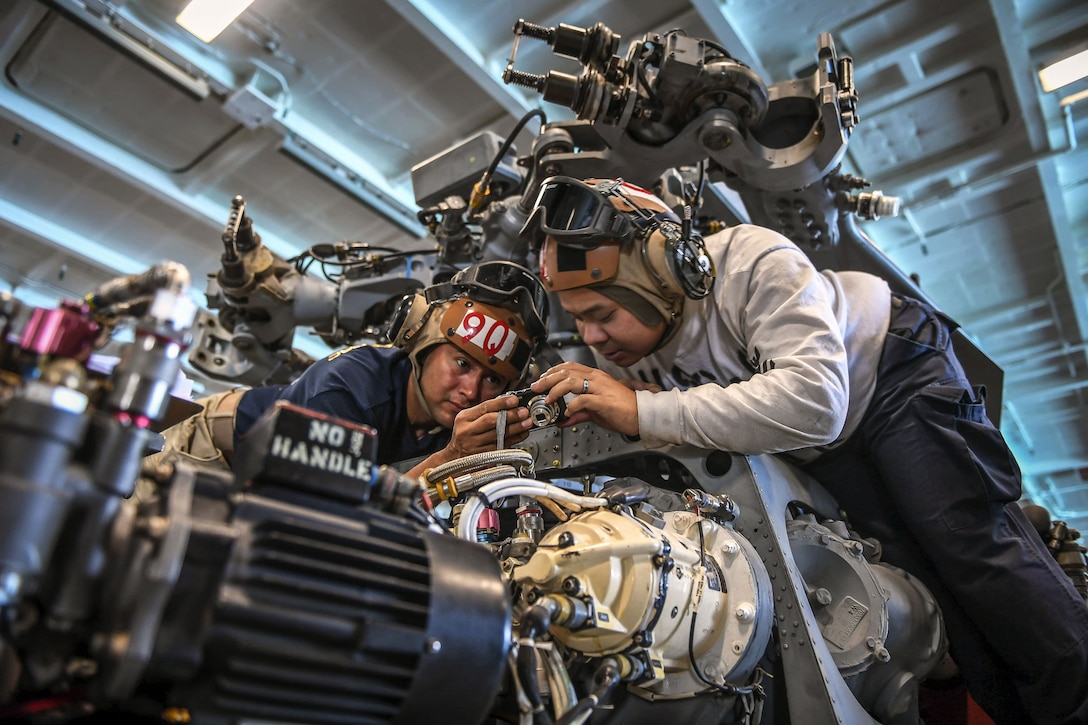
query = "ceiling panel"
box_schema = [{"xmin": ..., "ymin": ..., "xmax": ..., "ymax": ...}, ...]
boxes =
[{"xmin": 7, "ymin": 11, "xmax": 238, "ymax": 170}]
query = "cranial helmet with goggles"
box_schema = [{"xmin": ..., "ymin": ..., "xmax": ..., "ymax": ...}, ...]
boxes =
[
  {"xmin": 521, "ymin": 176, "xmax": 715, "ymax": 339},
  {"xmin": 386, "ymin": 260, "xmax": 549, "ymax": 387}
]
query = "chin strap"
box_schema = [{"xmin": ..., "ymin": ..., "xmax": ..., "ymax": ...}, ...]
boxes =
[
  {"xmin": 649, "ymin": 305, "xmax": 684, "ymax": 354},
  {"xmin": 496, "ymin": 408, "xmax": 507, "ymax": 450},
  {"xmin": 410, "ymin": 362, "xmax": 438, "ymax": 430}
]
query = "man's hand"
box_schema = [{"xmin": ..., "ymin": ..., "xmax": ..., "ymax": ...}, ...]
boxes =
[
  {"xmin": 406, "ymin": 394, "xmax": 533, "ymax": 480},
  {"xmin": 446, "ymin": 393, "xmax": 534, "ymax": 457},
  {"xmin": 530, "ymin": 362, "xmax": 640, "ymax": 437}
]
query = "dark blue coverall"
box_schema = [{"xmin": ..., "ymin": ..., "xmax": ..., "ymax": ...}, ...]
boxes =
[
  {"xmin": 235, "ymin": 345, "xmax": 450, "ymax": 466},
  {"xmin": 803, "ymin": 294, "xmax": 1088, "ymax": 725}
]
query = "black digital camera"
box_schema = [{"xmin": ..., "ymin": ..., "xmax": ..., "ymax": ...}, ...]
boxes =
[{"xmin": 509, "ymin": 388, "xmax": 566, "ymax": 427}]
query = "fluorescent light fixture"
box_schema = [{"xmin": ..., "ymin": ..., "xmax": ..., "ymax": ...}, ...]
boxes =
[
  {"xmin": 176, "ymin": 0, "xmax": 255, "ymax": 43},
  {"xmin": 1039, "ymin": 48, "xmax": 1088, "ymax": 93}
]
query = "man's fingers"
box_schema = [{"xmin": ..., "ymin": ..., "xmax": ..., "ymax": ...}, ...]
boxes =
[{"xmin": 492, "ymin": 393, "xmax": 521, "ymax": 410}]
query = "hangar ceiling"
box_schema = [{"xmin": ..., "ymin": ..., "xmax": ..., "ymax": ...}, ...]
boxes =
[{"xmin": 1, "ymin": 0, "xmax": 1086, "ymax": 535}]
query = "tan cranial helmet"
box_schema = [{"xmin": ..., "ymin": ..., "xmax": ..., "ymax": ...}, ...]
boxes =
[
  {"xmin": 386, "ymin": 260, "xmax": 549, "ymax": 387},
  {"xmin": 521, "ymin": 177, "xmax": 715, "ymax": 334}
]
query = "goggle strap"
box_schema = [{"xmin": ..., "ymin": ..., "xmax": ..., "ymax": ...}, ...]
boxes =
[
  {"xmin": 508, "ymin": 337, "xmax": 532, "ymax": 377},
  {"xmin": 424, "ymin": 282, "xmax": 458, "ymax": 305},
  {"xmin": 424, "ymin": 279, "xmax": 546, "ymax": 340}
]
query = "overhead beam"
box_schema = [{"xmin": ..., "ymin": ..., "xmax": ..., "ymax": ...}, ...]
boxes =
[
  {"xmin": 279, "ymin": 116, "xmax": 426, "ymax": 237},
  {"xmin": 382, "ymin": 0, "xmax": 535, "ymax": 119},
  {"xmin": 49, "ymin": 0, "xmax": 426, "ymax": 237},
  {"xmin": 1011, "ymin": 376, "xmax": 1088, "ymax": 404},
  {"xmin": 0, "ymin": 81, "xmax": 302, "ymax": 261},
  {"xmin": 1038, "ymin": 159, "xmax": 1088, "ymax": 341},
  {"xmin": 688, "ymin": 0, "xmax": 770, "ymax": 81},
  {"xmin": 988, "ymin": 0, "xmax": 1051, "ymax": 152},
  {"xmin": 51, "ymin": 0, "xmax": 215, "ymax": 98},
  {"xmin": 0, "ymin": 192, "xmax": 334, "ymax": 360},
  {"xmin": 0, "ymin": 197, "xmax": 141, "ymax": 276}
]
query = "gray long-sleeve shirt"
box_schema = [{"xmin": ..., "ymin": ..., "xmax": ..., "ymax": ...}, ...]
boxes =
[{"xmin": 595, "ymin": 224, "xmax": 891, "ymax": 458}]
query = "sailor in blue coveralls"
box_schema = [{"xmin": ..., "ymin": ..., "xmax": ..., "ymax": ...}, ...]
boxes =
[{"xmin": 161, "ymin": 261, "xmax": 550, "ymax": 482}]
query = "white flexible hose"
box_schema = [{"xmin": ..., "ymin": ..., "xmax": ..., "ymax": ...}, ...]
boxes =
[{"xmin": 455, "ymin": 477, "xmax": 608, "ymax": 541}]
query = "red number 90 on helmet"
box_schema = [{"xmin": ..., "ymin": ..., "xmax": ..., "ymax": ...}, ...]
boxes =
[{"xmin": 386, "ymin": 261, "xmax": 548, "ymax": 385}]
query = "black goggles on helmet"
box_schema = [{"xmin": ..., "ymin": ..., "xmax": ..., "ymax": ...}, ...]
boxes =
[
  {"xmin": 521, "ymin": 176, "xmax": 639, "ymax": 250},
  {"xmin": 426, "ymin": 261, "xmax": 550, "ymax": 340}
]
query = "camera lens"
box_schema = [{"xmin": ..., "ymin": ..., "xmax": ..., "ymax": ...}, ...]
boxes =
[{"xmin": 525, "ymin": 395, "xmax": 560, "ymax": 426}]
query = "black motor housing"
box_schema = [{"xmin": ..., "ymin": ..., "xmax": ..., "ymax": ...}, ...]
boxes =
[{"xmin": 138, "ymin": 467, "xmax": 511, "ymax": 725}]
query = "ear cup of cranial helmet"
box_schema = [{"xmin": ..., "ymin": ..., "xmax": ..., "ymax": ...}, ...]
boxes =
[
  {"xmin": 644, "ymin": 222, "xmax": 715, "ymax": 301},
  {"xmin": 387, "ymin": 292, "xmax": 431, "ymax": 348},
  {"xmin": 586, "ymin": 178, "xmax": 713, "ymax": 300},
  {"xmin": 664, "ymin": 226, "xmax": 714, "ymax": 300}
]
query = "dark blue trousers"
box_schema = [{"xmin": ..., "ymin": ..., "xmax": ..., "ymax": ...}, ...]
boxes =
[{"xmin": 803, "ymin": 294, "xmax": 1088, "ymax": 725}]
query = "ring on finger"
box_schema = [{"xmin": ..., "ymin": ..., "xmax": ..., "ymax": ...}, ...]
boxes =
[{"xmin": 582, "ymin": 378, "xmax": 590, "ymax": 394}]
